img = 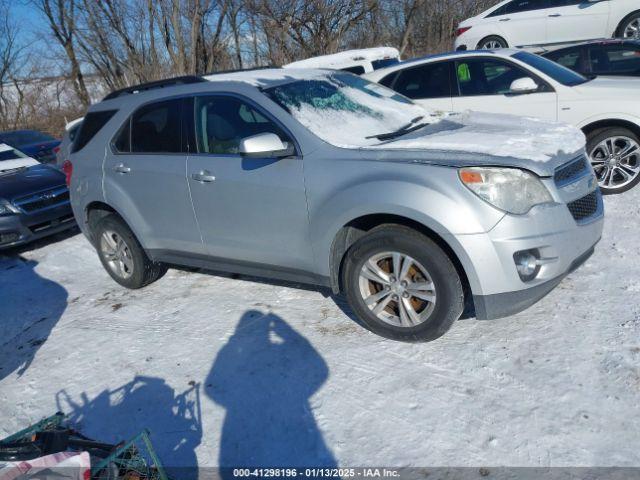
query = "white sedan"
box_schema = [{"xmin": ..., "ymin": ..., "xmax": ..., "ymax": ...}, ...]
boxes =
[
  {"xmin": 454, "ymin": 0, "xmax": 640, "ymax": 51},
  {"xmin": 364, "ymin": 49, "xmax": 640, "ymax": 194}
]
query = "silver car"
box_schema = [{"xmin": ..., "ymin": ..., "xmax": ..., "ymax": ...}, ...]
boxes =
[{"xmin": 66, "ymin": 70, "xmax": 603, "ymax": 342}]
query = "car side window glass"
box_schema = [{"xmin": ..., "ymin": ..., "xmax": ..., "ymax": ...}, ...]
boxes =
[
  {"xmin": 590, "ymin": 45, "xmax": 640, "ymax": 74},
  {"xmin": 489, "ymin": 0, "xmax": 549, "ymax": 16},
  {"xmin": 455, "ymin": 58, "xmax": 540, "ymax": 96},
  {"xmin": 341, "ymin": 65, "xmax": 366, "ymax": 75},
  {"xmin": 130, "ymin": 99, "xmax": 182, "ymax": 153},
  {"xmin": 547, "ymin": 49, "xmax": 583, "ymax": 71},
  {"xmin": 393, "ymin": 62, "xmax": 451, "ymax": 99},
  {"xmin": 194, "ymin": 96, "xmax": 291, "ymax": 155}
]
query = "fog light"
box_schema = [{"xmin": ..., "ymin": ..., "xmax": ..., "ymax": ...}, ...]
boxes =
[
  {"xmin": 0, "ymin": 232, "xmax": 20, "ymax": 244},
  {"xmin": 514, "ymin": 249, "xmax": 540, "ymax": 282}
]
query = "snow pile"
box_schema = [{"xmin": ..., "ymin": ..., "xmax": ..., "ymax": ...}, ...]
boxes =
[
  {"xmin": 377, "ymin": 111, "xmax": 587, "ymax": 162},
  {"xmin": 0, "ymin": 190, "xmax": 639, "ymax": 468},
  {"xmin": 283, "ymin": 47, "xmax": 400, "ymax": 70}
]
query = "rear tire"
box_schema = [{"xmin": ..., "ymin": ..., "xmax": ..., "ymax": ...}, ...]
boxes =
[
  {"xmin": 94, "ymin": 215, "xmax": 167, "ymax": 289},
  {"xmin": 342, "ymin": 225, "xmax": 464, "ymax": 342},
  {"xmin": 616, "ymin": 11, "xmax": 640, "ymax": 39},
  {"xmin": 477, "ymin": 35, "xmax": 508, "ymax": 49},
  {"xmin": 587, "ymin": 127, "xmax": 640, "ymax": 195}
]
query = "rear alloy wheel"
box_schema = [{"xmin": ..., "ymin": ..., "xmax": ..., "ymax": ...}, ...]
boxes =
[
  {"xmin": 95, "ymin": 214, "xmax": 167, "ymax": 289},
  {"xmin": 619, "ymin": 13, "xmax": 640, "ymax": 39},
  {"xmin": 587, "ymin": 128, "xmax": 640, "ymax": 194},
  {"xmin": 477, "ymin": 36, "xmax": 508, "ymax": 50},
  {"xmin": 343, "ymin": 225, "xmax": 464, "ymax": 342}
]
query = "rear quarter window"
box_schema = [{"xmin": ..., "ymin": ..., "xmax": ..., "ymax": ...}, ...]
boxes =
[{"xmin": 72, "ymin": 110, "xmax": 117, "ymax": 153}]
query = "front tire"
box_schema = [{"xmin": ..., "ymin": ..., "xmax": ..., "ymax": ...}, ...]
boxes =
[
  {"xmin": 477, "ymin": 35, "xmax": 508, "ymax": 50},
  {"xmin": 94, "ymin": 215, "xmax": 167, "ymax": 289},
  {"xmin": 616, "ymin": 11, "xmax": 640, "ymax": 39},
  {"xmin": 587, "ymin": 127, "xmax": 640, "ymax": 195},
  {"xmin": 342, "ymin": 225, "xmax": 464, "ymax": 342}
]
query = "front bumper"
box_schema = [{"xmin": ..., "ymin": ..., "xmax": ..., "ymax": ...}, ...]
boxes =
[
  {"xmin": 452, "ymin": 188, "xmax": 604, "ymax": 320},
  {"xmin": 473, "ymin": 244, "xmax": 596, "ymax": 320},
  {"xmin": 0, "ymin": 203, "xmax": 76, "ymax": 249}
]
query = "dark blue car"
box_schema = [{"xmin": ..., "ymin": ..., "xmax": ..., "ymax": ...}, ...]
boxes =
[
  {"xmin": 542, "ymin": 40, "xmax": 640, "ymax": 78},
  {"xmin": 0, "ymin": 130, "xmax": 61, "ymax": 164}
]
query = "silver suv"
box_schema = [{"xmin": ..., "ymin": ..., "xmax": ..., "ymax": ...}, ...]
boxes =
[{"xmin": 66, "ymin": 69, "xmax": 604, "ymax": 342}]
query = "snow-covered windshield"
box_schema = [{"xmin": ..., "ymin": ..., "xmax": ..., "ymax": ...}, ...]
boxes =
[
  {"xmin": 263, "ymin": 73, "xmax": 436, "ymax": 147},
  {"xmin": 0, "ymin": 144, "xmax": 27, "ymax": 161}
]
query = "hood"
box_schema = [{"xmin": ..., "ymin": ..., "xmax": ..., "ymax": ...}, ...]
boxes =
[
  {"xmin": 573, "ymin": 76, "xmax": 640, "ymax": 97},
  {"xmin": 0, "ymin": 164, "xmax": 66, "ymax": 201},
  {"xmin": 365, "ymin": 111, "xmax": 586, "ymax": 177}
]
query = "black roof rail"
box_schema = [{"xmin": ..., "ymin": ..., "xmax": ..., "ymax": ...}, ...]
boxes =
[{"xmin": 102, "ymin": 75, "xmax": 206, "ymax": 101}]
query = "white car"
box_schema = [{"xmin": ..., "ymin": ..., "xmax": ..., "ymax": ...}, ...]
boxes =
[
  {"xmin": 364, "ymin": 49, "xmax": 640, "ymax": 194},
  {"xmin": 283, "ymin": 47, "xmax": 400, "ymax": 75},
  {"xmin": 454, "ymin": 0, "xmax": 640, "ymax": 51}
]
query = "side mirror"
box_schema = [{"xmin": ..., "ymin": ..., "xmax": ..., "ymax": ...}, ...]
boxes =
[
  {"xmin": 239, "ymin": 133, "xmax": 295, "ymax": 158},
  {"xmin": 509, "ymin": 77, "xmax": 539, "ymax": 95}
]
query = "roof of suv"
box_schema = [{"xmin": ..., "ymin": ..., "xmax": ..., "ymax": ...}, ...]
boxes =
[{"xmin": 97, "ymin": 67, "xmax": 337, "ymax": 108}]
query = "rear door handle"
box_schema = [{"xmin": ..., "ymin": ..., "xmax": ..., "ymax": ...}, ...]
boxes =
[
  {"xmin": 192, "ymin": 170, "xmax": 216, "ymax": 183},
  {"xmin": 114, "ymin": 164, "xmax": 131, "ymax": 174},
  {"xmin": 548, "ymin": 13, "xmax": 561, "ymax": 17},
  {"xmin": 499, "ymin": 18, "xmax": 511, "ymax": 21}
]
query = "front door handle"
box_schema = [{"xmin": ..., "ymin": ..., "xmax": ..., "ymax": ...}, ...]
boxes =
[
  {"xmin": 192, "ymin": 170, "xmax": 216, "ymax": 183},
  {"xmin": 548, "ymin": 13, "xmax": 561, "ymax": 17},
  {"xmin": 499, "ymin": 17, "xmax": 511, "ymax": 21},
  {"xmin": 114, "ymin": 163, "xmax": 131, "ymax": 174}
]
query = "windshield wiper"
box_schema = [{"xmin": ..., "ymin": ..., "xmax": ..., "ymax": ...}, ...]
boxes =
[{"xmin": 366, "ymin": 116, "xmax": 429, "ymax": 141}]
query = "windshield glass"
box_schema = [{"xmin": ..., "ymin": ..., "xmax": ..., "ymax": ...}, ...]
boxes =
[
  {"xmin": 263, "ymin": 73, "xmax": 435, "ymax": 147},
  {"xmin": 0, "ymin": 130, "xmax": 55, "ymax": 146},
  {"xmin": 513, "ymin": 51, "xmax": 590, "ymax": 86},
  {"xmin": 0, "ymin": 145, "xmax": 27, "ymax": 161}
]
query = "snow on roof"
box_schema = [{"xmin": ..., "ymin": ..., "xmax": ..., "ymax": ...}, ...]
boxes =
[
  {"xmin": 283, "ymin": 47, "xmax": 400, "ymax": 70},
  {"xmin": 203, "ymin": 68, "xmax": 332, "ymax": 88}
]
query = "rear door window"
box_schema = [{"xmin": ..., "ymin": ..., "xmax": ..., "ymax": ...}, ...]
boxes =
[
  {"xmin": 392, "ymin": 62, "xmax": 452, "ymax": 99},
  {"xmin": 130, "ymin": 99, "xmax": 183, "ymax": 153},
  {"xmin": 589, "ymin": 44, "xmax": 640, "ymax": 75}
]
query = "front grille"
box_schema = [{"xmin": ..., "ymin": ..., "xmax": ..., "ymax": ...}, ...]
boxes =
[
  {"xmin": 567, "ymin": 191, "xmax": 600, "ymax": 222},
  {"xmin": 555, "ymin": 156, "xmax": 589, "ymax": 186},
  {"xmin": 13, "ymin": 186, "xmax": 70, "ymax": 214}
]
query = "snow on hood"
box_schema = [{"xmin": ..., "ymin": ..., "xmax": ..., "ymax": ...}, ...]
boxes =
[
  {"xmin": 0, "ymin": 143, "xmax": 39, "ymax": 172},
  {"xmin": 206, "ymin": 70, "xmax": 584, "ymax": 164},
  {"xmin": 377, "ymin": 111, "xmax": 586, "ymax": 162},
  {"xmin": 283, "ymin": 47, "xmax": 400, "ymax": 70},
  {"xmin": 0, "ymin": 157, "xmax": 40, "ymax": 172}
]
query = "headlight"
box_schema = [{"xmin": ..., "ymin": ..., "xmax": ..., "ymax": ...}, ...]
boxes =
[
  {"xmin": 0, "ymin": 199, "xmax": 19, "ymax": 215},
  {"xmin": 459, "ymin": 167, "xmax": 553, "ymax": 215}
]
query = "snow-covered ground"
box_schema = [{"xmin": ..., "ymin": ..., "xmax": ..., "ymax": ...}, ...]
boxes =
[{"xmin": 1, "ymin": 190, "xmax": 639, "ymax": 472}]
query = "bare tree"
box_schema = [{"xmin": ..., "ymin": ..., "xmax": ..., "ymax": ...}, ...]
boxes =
[{"xmin": 31, "ymin": 0, "xmax": 91, "ymax": 106}]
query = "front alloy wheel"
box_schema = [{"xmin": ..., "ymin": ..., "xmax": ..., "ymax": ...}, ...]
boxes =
[
  {"xmin": 358, "ymin": 252, "xmax": 437, "ymax": 328},
  {"xmin": 589, "ymin": 135, "xmax": 640, "ymax": 193},
  {"xmin": 342, "ymin": 225, "xmax": 464, "ymax": 342}
]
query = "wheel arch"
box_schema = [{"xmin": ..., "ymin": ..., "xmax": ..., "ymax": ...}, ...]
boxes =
[
  {"xmin": 581, "ymin": 118, "xmax": 640, "ymax": 140},
  {"xmin": 328, "ymin": 214, "xmax": 474, "ymax": 303},
  {"xmin": 84, "ymin": 201, "xmax": 126, "ymax": 245},
  {"xmin": 615, "ymin": 9, "xmax": 640, "ymax": 37}
]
